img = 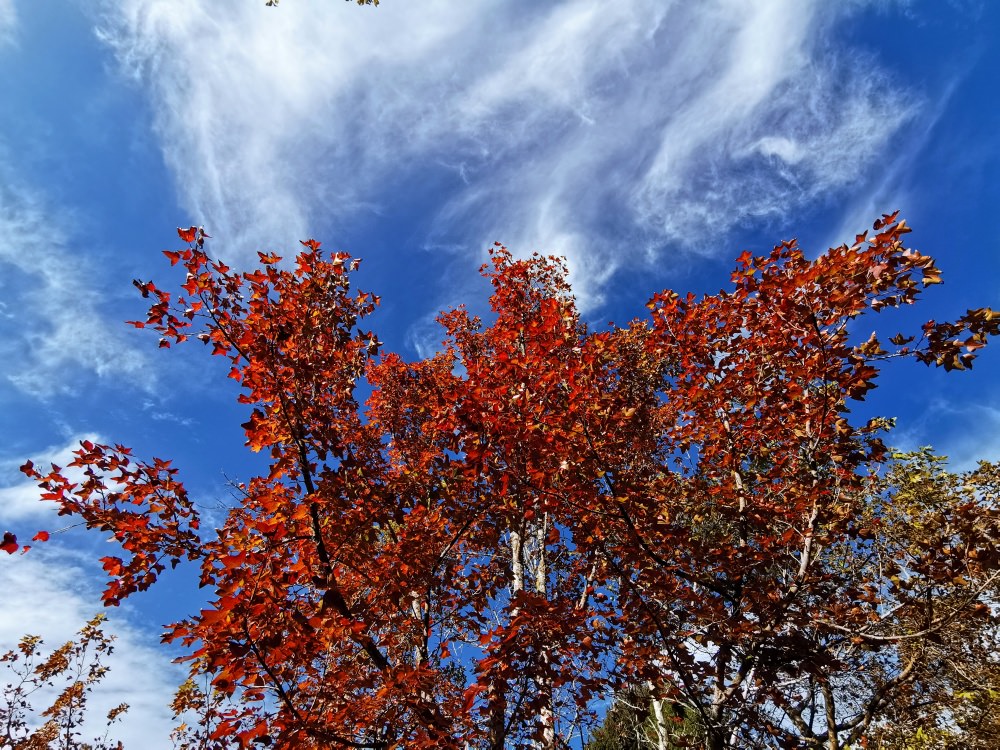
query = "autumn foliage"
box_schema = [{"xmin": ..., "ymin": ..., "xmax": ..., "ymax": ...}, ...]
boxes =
[
  {"xmin": 8, "ymin": 214, "xmax": 1000, "ymax": 748},
  {"xmin": 1, "ymin": 615, "xmax": 128, "ymax": 750}
]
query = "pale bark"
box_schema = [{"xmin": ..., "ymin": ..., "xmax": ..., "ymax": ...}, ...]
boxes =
[{"xmin": 650, "ymin": 694, "xmax": 669, "ymax": 750}]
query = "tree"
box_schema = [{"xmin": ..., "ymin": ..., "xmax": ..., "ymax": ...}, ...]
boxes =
[
  {"xmin": 585, "ymin": 685, "xmax": 700, "ymax": 750},
  {"xmin": 1, "ymin": 615, "xmax": 128, "ymax": 750},
  {"xmin": 860, "ymin": 452, "xmax": 1000, "ymax": 750},
  {"xmin": 7, "ymin": 214, "xmax": 1000, "ymax": 748}
]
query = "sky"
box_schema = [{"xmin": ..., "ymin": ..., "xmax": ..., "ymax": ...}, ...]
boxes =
[{"xmin": 1, "ymin": 0, "xmax": 998, "ymax": 746}]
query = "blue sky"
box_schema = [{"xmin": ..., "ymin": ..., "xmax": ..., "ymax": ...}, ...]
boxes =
[{"xmin": 1, "ymin": 0, "xmax": 998, "ymax": 745}]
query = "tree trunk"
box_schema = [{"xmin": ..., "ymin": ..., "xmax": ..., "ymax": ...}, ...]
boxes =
[
  {"xmin": 650, "ymin": 694, "xmax": 669, "ymax": 750},
  {"xmin": 536, "ymin": 516, "xmax": 554, "ymax": 749}
]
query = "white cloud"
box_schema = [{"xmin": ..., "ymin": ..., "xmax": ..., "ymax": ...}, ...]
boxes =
[
  {"xmin": 0, "ymin": 163, "xmax": 151, "ymax": 398},
  {"xmin": 891, "ymin": 399, "xmax": 1000, "ymax": 472},
  {"xmin": 633, "ymin": 2, "xmax": 913, "ymax": 253},
  {"xmin": 821, "ymin": 67, "xmax": 966, "ymax": 252},
  {"xmin": 0, "ymin": 0, "xmax": 16, "ymax": 49},
  {"xmin": 405, "ymin": 309, "xmax": 449, "ymax": 362},
  {"xmin": 96, "ymin": 0, "xmax": 915, "ymax": 315},
  {"xmin": 0, "ymin": 550, "xmax": 181, "ymax": 749}
]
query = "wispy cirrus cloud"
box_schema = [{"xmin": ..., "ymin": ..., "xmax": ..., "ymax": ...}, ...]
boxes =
[
  {"xmin": 0, "ymin": 0, "xmax": 16, "ymax": 49},
  {"xmin": 97, "ymin": 0, "xmax": 915, "ymax": 313},
  {"xmin": 0, "ymin": 163, "xmax": 151, "ymax": 398}
]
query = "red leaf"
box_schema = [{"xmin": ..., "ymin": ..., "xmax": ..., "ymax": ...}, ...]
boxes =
[
  {"xmin": 32, "ymin": 531, "xmax": 50, "ymax": 543},
  {"xmin": 177, "ymin": 226, "xmax": 198, "ymax": 243},
  {"xmin": 100, "ymin": 556, "xmax": 124, "ymax": 576},
  {"xmin": 1, "ymin": 532, "xmax": 17, "ymax": 554}
]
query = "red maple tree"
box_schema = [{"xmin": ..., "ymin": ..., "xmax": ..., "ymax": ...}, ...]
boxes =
[{"xmin": 9, "ymin": 214, "xmax": 1000, "ymax": 748}]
